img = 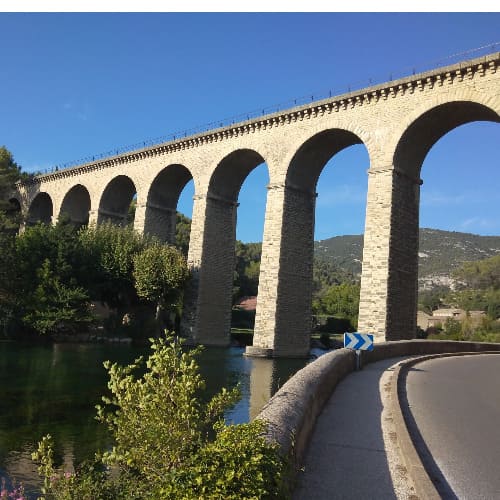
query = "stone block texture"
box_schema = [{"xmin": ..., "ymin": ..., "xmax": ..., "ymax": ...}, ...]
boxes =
[{"xmin": 16, "ymin": 53, "xmax": 500, "ymax": 357}]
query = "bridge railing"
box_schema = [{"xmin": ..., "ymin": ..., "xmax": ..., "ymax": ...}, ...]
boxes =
[{"xmin": 35, "ymin": 42, "xmax": 499, "ymax": 177}]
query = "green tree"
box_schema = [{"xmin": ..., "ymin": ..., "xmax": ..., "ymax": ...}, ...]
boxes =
[
  {"xmin": 418, "ymin": 286, "xmax": 449, "ymax": 314},
  {"xmin": 175, "ymin": 212, "xmax": 191, "ymax": 256},
  {"xmin": 12, "ymin": 220, "xmax": 93, "ymax": 335},
  {"xmin": 443, "ymin": 317, "xmax": 461, "ymax": 338},
  {"xmin": 314, "ymin": 283, "xmax": 360, "ymax": 328},
  {"xmin": 0, "ymin": 146, "xmax": 22, "ymax": 202},
  {"xmin": 22, "ymin": 259, "xmax": 94, "ymax": 335},
  {"xmin": 453, "ymin": 254, "xmax": 500, "ymax": 290},
  {"xmin": 8, "ymin": 220, "xmax": 92, "ymax": 334},
  {"xmin": 233, "ymin": 240, "xmax": 262, "ymax": 301},
  {"xmin": 79, "ymin": 223, "xmax": 149, "ymax": 311},
  {"xmin": 0, "ymin": 230, "xmax": 18, "ymax": 335},
  {"xmin": 133, "ymin": 243, "xmax": 189, "ymax": 325},
  {"xmin": 32, "ymin": 335, "xmax": 288, "ymax": 499},
  {"xmin": 0, "ymin": 146, "xmax": 24, "ymax": 233}
]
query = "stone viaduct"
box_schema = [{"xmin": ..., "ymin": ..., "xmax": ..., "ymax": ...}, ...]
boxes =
[{"xmin": 14, "ymin": 52, "xmax": 500, "ymax": 357}]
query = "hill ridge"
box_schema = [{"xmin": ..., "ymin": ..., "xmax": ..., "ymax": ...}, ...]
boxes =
[{"xmin": 313, "ymin": 228, "xmax": 500, "ymax": 290}]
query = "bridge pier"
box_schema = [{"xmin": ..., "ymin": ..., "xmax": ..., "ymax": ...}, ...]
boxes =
[
  {"xmin": 14, "ymin": 53, "xmax": 498, "ymax": 356},
  {"xmin": 358, "ymin": 166, "xmax": 421, "ymax": 342},
  {"xmin": 247, "ymin": 183, "xmax": 315, "ymax": 358},
  {"xmin": 181, "ymin": 193, "xmax": 238, "ymax": 346},
  {"xmin": 134, "ymin": 202, "xmax": 177, "ymax": 243},
  {"xmin": 97, "ymin": 208, "xmax": 128, "ymax": 226}
]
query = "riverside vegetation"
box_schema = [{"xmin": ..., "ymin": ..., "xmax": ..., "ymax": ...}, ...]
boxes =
[
  {"xmin": 30, "ymin": 334, "xmax": 289, "ymax": 499},
  {"xmin": 0, "ymin": 146, "xmax": 289, "ymax": 499},
  {"xmin": 2, "ymin": 144, "xmax": 499, "ymax": 496}
]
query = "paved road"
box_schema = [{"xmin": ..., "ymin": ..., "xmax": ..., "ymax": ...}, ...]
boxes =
[{"xmin": 405, "ymin": 353, "xmax": 500, "ymax": 499}]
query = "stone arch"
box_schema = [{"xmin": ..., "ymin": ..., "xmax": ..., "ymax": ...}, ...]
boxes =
[
  {"xmin": 98, "ymin": 175, "xmax": 137, "ymax": 226},
  {"xmin": 59, "ymin": 184, "xmax": 91, "ymax": 226},
  {"xmin": 27, "ymin": 192, "xmax": 53, "ymax": 225},
  {"xmin": 182, "ymin": 148, "xmax": 267, "ymax": 346},
  {"xmin": 142, "ymin": 164, "xmax": 193, "ymax": 243},
  {"xmin": 207, "ymin": 148, "xmax": 266, "ymax": 202},
  {"xmin": 286, "ymin": 128, "xmax": 367, "ymax": 192},
  {"xmin": 251, "ymin": 128, "xmax": 370, "ymax": 356},
  {"xmin": 394, "ymin": 98, "xmax": 500, "ymax": 178},
  {"xmin": 358, "ymin": 94, "xmax": 500, "ymax": 345}
]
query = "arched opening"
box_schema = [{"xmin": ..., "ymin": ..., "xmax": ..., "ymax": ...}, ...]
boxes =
[
  {"xmin": 7, "ymin": 197, "xmax": 21, "ymax": 215},
  {"xmin": 394, "ymin": 101, "xmax": 499, "ymax": 178},
  {"xmin": 253, "ymin": 129, "xmax": 369, "ymax": 356},
  {"xmin": 313, "ymin": 144, "xmax": 369, "ymax": 338},
  {"xmin": 183, "ymin": 149, "xmax": 267, "ymax": 346},
  {"xmin": 233, "ymin": 162, "xmax": 269, "ymax": 296},
  {"xmin": 391, "ymin": 100, "xmax": 500, "ymax": 340},
  {"xmin": 98, "ymin": 175, "xmax": 137, "ymax": 226},
  {"xmin": 175, "ymin": 178, "xmax": 194, "ymax": 256},
  {"xmin": 59, "ymin": 184, "xmax": 91, "ymax": 227},
  {"xmin": 416, "ymin": 121, "xmax": 499, "ymax": 339},
  {"xmin": 27, "ymin": 192, "xmax": 53, "ymax": 225},
  {"xmin": 144, "ymin": 164, "xmax": 193, "ymax": 247}
]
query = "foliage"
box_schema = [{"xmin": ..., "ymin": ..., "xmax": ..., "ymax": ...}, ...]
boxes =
[
  {"xmin": 32, "ymin": 335, "xmax": 288, "ymax": 499},
  {"xmin": 22, "ymin": 259, "xmax": 94, "ymax": 336},
  {"xmin": 175, "ymin": 212, "xmax": 191, "ymax": 256},
  {"xmin": 0, "ymin": 146, "xmax": 24, "ymax": 233},
  {"xmin": 127, "ymin": 198, "xmax": 136, "ymax": 226},
  {"xmin": 312, "ymin": 283, "xmax": 360, "ymax": 329},
  {"xmin": 1, "ymin": 220, "xmax": 190, "ymax": 338},
  {"xmin": 8, "ymin": 220, "xmax": 94, "ymax": 336},
  {"xmin": 443, "ymin": 317, "xmax": 461, "ymax": 337},
  {"xmin": 0, "ymin": 146, "xmax": 22, "ymax": 204},
  {"xmin": 0, "ymin": 478, "xmax": 25, "ymax": 500},
  {"xmin": 452, "ymin": 254, "xmax": 500, "ymax": 290},
  {"xmin": 314, "ymin": 234, "xmax": 365, "ymax": 277},
  {"xmin": 314, "ymin": 229, "xmax": 500, "ymax": 287},
  {"xmin": 233, "ymin": 240, "xmax": 262, "ymax": 301},
  {"xmin": 444, "ymin": 255, "xmax": 500, "ymax": 320},
  {"xmin": 417, "ymin": 286, "xmax": 449, "ymax": 314},
  {"xmin": 133, "ymin": 243, "xmax": 189, "ymax": 306},
  {"xmin": 133, "ymin": 243, "xmax": 189, "ymax": 326},
  {"xmin": 312, "ymin": 258, "xmax": 354, "ymax": 295},
  {"xmin": 0, "ymin": 231, "xmax": 18, "ymax": 336},
  {"xmin": 427, "ymin": 325, "xmax": 500, "ymax": 343},
  {"xmin": 78, "ymin": 223, "xmax": 149, "ymax": 310}
]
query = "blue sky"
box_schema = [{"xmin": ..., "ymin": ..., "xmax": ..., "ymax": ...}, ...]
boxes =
[{"xmin": 1, "ymin": 12, "xmax": 499, "ymax": 241}]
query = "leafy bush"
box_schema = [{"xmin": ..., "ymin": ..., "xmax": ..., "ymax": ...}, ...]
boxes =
[{"xmin": 32, "ymin": 334, "xmax": 289, "ymax": 499}]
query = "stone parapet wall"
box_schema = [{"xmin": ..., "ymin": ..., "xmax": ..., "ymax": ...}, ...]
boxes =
[{"xmin": 257, "ymin": 340, "xmax": 500, "ymax": 474}]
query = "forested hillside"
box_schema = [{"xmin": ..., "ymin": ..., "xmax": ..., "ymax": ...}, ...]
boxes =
[{"xmin": 314, "ymin": 228, "xmax": 500, "ymax": 289}]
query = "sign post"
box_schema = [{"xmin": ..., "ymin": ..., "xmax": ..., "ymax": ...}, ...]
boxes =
[{"xmin": 343, "ymin": 332, "xmax": 374, "ymax": 370}]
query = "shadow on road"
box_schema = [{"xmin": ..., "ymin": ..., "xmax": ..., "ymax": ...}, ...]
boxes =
[{"xmin": 293, "ymin": 357, "xmax": 406, "ymax": 500}]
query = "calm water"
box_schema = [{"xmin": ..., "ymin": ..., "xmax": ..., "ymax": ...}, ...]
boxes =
[{"xmin": 0, "ymin": 340, "xmax": 309, "ymax": 497}]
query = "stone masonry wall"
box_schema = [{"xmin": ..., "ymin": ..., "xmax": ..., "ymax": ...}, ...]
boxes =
[{"xmin": 16, "ymin": 53, "xmax": 500, "ymax": 356}]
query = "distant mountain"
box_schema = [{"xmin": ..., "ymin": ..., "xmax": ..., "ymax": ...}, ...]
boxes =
[{"xmin": 314, "ymin": 228, "xmax": 500, "ymax": 290}]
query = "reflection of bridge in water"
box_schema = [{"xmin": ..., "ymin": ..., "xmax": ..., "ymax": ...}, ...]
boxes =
[
  {"xmin": 15, "ymin": 51, "xmax": 500, "ymax": 357},
  {"xmin": 248, "ymin": 356, "xmax": 310, "ymax": 420}
]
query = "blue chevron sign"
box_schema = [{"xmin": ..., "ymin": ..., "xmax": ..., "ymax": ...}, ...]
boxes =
[{"xmin": 344, "ymin": 332, "xmax": 374, "ymax": 351}]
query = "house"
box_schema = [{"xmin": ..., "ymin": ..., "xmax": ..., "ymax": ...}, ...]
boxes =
[{"xmin": 423, "ymin": 308, "xmax": 486, "ymax": 329}]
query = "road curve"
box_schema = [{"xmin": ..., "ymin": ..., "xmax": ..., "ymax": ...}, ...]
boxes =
[{"xmin": 404, "ymin": 353, "xmax": 500, "ymax": 500}]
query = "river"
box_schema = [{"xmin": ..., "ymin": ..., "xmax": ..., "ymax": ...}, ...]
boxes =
[{"xmin": 0, "ymin": 340, "xmax": 311, "ymax": 497}]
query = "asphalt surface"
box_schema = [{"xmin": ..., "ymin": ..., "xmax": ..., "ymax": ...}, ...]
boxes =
[{"xmin": 405, "ymin": 353, "xmax": 500, "ymax": 500}]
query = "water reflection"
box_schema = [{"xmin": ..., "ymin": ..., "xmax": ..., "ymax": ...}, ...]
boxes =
[{"xmin": 0, "ymin": 341, "xmax": 311, "ymax": 497}]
